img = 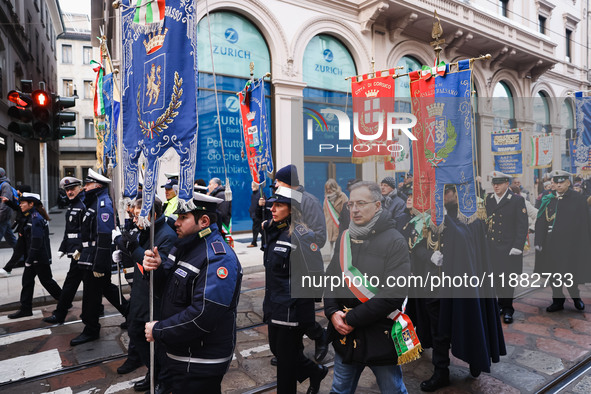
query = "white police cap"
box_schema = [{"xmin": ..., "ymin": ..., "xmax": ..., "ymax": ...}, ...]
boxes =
[
  {"xmin": 85, "ymin": 169, "xmax": 111, "ymax": 185},
  {"xmin": 60, "ymin": 176, "xmax": 82, "ymax": 189}
]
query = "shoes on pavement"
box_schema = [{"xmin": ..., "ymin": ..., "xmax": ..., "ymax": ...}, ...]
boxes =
[
  {"xmin": 145, "ymin": 383, "xmax": 171, "ymax": 394},
  {"xmin": 546, "ymin": 302, "xmax": 565, "ymax": 313},
  {"xmin": 270, "ymin": 356, "xmax": 277, "ymax": 366},
  {"xmin": 573, "ymin": 298, "xmax": 585, "ymax": 311},
  {"xmin": 469, "ymin": 364, "xmax": 481, "ymax": 378},
  {"xmin": 70, "ymin": 332, "xmax": 99, "ymax": 346},
  {"xmin": 0, "ymin": 268, "xmax": 10, "ymax": 277},
  {"xmin": 314, "ymin": 328, "xmax": 329, "ymax": 363},
  {"xmin": 247, "ymin": 244, "xmax": 257, "ymax": 248},
  {"xmin": 134, "ymin": 372, "xmax": 150, "ymax": 392},
  {"xmin": 117, "ymin": 358, "xmax": 143, "ymax": 374},
  {"xmin": 43, "ymin": 315, "xmax": 64, "ymax": 324},
  {"xmin": 420, "ymin": 369, "xmax": 450, "ymax": 392},
  {"xmin": 503, "ymin": 312, "xmax": 513, "ymax": 324},
  {"xmin": 307, "ymin": 364, "xmax": 328, "ymax": 394},
  {"xmin": 8, "ymin": 309, "xmax": 32, "ymax": 319}
]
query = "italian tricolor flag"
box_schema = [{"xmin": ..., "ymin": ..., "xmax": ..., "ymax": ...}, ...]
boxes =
[{"xmin": 134, "ymin": 0, "xmax": 166, "ymax": 25}]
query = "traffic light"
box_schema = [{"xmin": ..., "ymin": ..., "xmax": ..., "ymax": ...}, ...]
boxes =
[
  {"xmin": 52, "ymin": 95, "xmax": 77, "ymax": 139},
  {"xmin": 7, "ymin": 90, "xmax": 33, "ymax": 138},
  {"xmin": 31, "ymin": 89, "xmax": 52, "ymax": 141}
]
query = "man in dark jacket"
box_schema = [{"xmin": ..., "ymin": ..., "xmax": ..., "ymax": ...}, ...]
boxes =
[
  {"xmin": 248, "ymin": 181, "xmax": 263, "ymax": 247},
  {"xmin": 0, "ymin": 167, "xmax": 17, "ymax": 249},
  {"xmin": 273, "ymin": 164, "xmax": 328, "ymax": 362},
  {"xmin": 324, "ymin": 181, "xmax": 410, "ymax": 393},
  {"xmin": 70, "ymin": 169, "xmax": 129, "ymax": 346},
  {"xmin": 143, "ymin": 192, "xmax": 242, "ymax": 393},
  {"xmin": 114, "ymin": 197, "xmax": 177, "ymax": 391},
  {"xmin": 485, "ymin": 171, "xmax": 528, "ymax": 324},
  {"xmin": 43, "ymin": 177, "xmax": 87, "ymax": 324},
  {"xmin": 380, "ymin": 176, "xmax": 406, "ymax": 229},
  {"xmin": 535, "ymin": 170, "xmax": 591, "ymax": 312}
]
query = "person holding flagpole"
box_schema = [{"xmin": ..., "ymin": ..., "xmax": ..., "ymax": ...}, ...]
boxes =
[{"xmin": 323, "ymin": 178, "xmax": 348, "ymax": 253}]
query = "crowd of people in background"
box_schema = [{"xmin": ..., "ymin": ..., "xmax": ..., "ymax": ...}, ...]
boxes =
[{"xmin": 1, "ymin": 163, "xmax": 590, "ymax": 393}]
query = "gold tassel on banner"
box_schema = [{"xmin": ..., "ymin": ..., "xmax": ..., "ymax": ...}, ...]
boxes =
[{"xmin": 397, "ymin": 344, "xmax": 423, "ymax": 366}]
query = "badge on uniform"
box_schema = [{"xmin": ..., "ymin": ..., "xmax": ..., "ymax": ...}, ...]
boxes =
[
  {"xmin": 101, "ymin": 213, "xmax": 110, "ymax": 222},
  {"xmin": 199, "ymin": 227, "xmax": 212, "ymax": 238},
  {"xmin": 310, "ymin": 243, "xmax": 318, "ymax": 252},
  {"xmin": 211, "ymin": 240, "xmax": 226, "ymax": 255},
  {"xmin": 175, "ymin": 268, "xmax": 187, "ymax": 278},
  {"xmin": 217, "ymin": 266, "xmax": 228, "ymax": 279},
  {"xmin": 100, "ymin": 201, "xmax": 105, "ymax": 207},
  {"xmin": 522, "ymin": 208, "xmax": 526, "ymax": 214},
  {"xmin": 274, "ymin": 246, "xmax": 288, "ymax": 253},
  {"xmin": 296, "ymin": 224, "xmax": 308, "ymax": 236}
]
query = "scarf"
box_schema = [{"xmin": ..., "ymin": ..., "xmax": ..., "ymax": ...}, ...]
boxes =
[{"xmin": 348, "ymin": 208, "xmax": 382, "ymax": 239}]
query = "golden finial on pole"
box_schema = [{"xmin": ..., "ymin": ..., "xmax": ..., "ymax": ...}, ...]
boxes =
[
  {"xmin": 112, "ymin": 0, "xmax": 121, "ymax": 9},
  {"xmin": 431, "ymin": 10, "xmax": 445, "ymax": 64}
]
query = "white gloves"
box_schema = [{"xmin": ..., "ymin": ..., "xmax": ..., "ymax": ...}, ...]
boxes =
[
  {"xmin": 112, "ymin": 227, "xmax": 122, "ymax": 241},
  {"xmin": 112, "ymin": 250, "xmax": 122, "ymax": 263},
  {"xmin": 509, "ymin": 248, "xmax": 522, "ymax": 256},
  {"xmin": 58, "ymin": 251, "xmax": 65, "ymax": 259},
  {"xmin": 431, "ymin": 250, "xmax": 443, "ymax": 267},
  {"xmin": 535, "ymin": 245, "xmax": 542, "ymax": 252},
  {"xmin": 72, "ymin": 250, "xmax": 81, "ymax": 261},
  {"xmin": 93, "ymin": 271, "xmax": 105, "ymax": 278}
]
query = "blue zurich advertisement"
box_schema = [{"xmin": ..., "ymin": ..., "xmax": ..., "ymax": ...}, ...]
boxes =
[{"xmin": 196, "ymin": 13, "xmax": 272, "ymax": 232}]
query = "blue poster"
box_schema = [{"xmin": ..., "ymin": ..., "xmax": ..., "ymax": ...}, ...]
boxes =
[{"xmin": 494, "ymin": 153, "xmax": 523, "ymax": 175}]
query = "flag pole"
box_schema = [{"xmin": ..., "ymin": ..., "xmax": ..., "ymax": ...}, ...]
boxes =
[{"xmin": 149, "ymin": 204, "xmax": 155, "ymax": 394}]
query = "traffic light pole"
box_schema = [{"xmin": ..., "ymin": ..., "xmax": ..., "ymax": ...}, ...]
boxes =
[{"xmin": 39, "ymin": 142, "xmax": 48, "ymax": 208}]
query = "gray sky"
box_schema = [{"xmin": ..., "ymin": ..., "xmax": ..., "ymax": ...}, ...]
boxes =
[{"xmin": 58, "ymin": 0, "xmax": 90, "ymax": 15}]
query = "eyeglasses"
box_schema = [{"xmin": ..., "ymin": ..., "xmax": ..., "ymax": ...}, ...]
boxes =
[{"xmin": 347, "ymin": 200, "xmax": 378, "ymax": 209}]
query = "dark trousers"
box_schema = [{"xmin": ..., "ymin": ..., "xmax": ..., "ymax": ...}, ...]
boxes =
[
  {"xmin": 251, "ymin": 219, "xmax": 261, "ymax": 245},
  {"xmin": 552, "ymin": 284, "xmax": 581, "ymax": 303},
  {"xmin": 168, "ymin": 360, "xmax": 223, "ymax": 393},
  {"xmin": 3, "ymin": 236, "xmax": 26, "ymax": 273},
  {"xmin": 54, "ymin": 259, "xmax": 84, "ymax": 320},
  {"xmin": 305, "ymin": 320, "xmax": 324, "ymax": 341},
  {"xmin": 268, "ymin": 324, "xmax": 318, "ymax": 394},
  {"xmin": 20, "ymin": 264, "xmax": 62, "ymax": 312},
  {"xmin": 498, "ymin": 297, "xmax": 514, "ymax": 315},
  {"xmin": 81, "ymin": 270, "xmax": 128, "ymax": 336},
  {"xmin": 129, "ymin": 319, "xmax": 149, "ymax": 366},
  {"xmin": 424, "ymin": 299, "xmax": 451, "ymax": 371}
]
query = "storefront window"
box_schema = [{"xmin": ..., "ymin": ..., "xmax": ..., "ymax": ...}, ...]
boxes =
[{"xmin": 196, "ymin": 12, "xmax": 271, "ymax": 231}]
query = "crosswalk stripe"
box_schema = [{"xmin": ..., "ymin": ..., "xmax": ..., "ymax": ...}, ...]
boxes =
[
  {"xmin": 0, "ymin": 348, "xmax": 62, "ymax": 383},
  {"xmin": 0, "ymin": 328, "xmax": 51, "ymax": 346}
]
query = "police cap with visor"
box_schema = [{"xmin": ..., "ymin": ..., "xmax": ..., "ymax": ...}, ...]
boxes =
[{"xmin": 174, "ymin": 192, "xmax": 223, "ymax": 215}]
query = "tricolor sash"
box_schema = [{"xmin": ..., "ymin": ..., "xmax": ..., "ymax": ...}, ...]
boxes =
[
  {"xmin": 339, "ymin": 230, "xmax": 421, "ymax": 364},
  {"xmin": 324, "ymin": 197, "xmax": 340, "ymax": 227}
]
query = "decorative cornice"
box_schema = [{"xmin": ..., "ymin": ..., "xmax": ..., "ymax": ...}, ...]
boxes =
[{"xmin": 535, "ymin": 0, "xmax": 555, "ymax": 19}]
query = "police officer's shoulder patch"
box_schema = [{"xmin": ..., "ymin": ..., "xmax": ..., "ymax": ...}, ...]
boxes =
[
  {"xmin": 296, "ymin": 224, "xmax": 309, "ymax": 236},
  {"xmin": 211, "ymin": 240, "xmax": 226, "ymax": 255},
  {"xmin": 217, "ymin": 266, "xmax": 228, "ymax": 279},
  {"xmin": 507, "ymin": 194, "xmax": 512, "ymax": 199},
  {"xmin": 101, "ymin": 213, "xmax": 110, "ymax": 222}
]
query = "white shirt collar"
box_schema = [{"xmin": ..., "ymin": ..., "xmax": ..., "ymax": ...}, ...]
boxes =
[{"xmin": 494, "ymin": 189, "xmax": 509, "ymax": 204}]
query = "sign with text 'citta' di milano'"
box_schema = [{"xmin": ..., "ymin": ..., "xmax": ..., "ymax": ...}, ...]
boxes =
[{"xmin": 121, "ymin": 0, "xmax": 198, "ymax": 221}]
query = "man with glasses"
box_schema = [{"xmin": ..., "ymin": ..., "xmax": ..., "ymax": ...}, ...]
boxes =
[{"xmin": 324, "ymin": 181, "xmax": 410, "ymax": 393}]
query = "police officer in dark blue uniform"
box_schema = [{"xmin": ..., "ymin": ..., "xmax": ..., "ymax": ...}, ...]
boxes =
[
  {"xmin": 485, "ymin": 171, "xmax": 528, "ymax": 324},
  {"xmin": 43, "ymin": 177, "xmax": 86, "ymax": 324},
  {"xmin": 143, "ymin": 192, "xmax": 242, "ymax": 393},
  {"xmin": 8, "ymin": 193, "xmax": 62, "ymax": 319},
  {"xmin": 70, "ymin": 169, "xmax": 128, "ymax": 346},
  {"xmin": 263, "ymin": 186, "xmax": 327, "ymax": 394}
]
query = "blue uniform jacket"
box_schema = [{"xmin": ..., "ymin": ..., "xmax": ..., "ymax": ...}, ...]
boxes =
[
  {"xmin": 262, "ymin": 220, "xmax": 323, "ymax": 327},
  {"xmin": 58, "ymin": 192, "xmax": 85, "ymax": 257},
  {"xmin": 153, "ymin": 223, "xmax": 242, "ymax": 376},
  {"xmin": 24, "ymin": 208, "xmax": 52, "ymax": 265},
  {"xmin": 78, "ymin": 187, "xmax": 115, "ymax": 273}
]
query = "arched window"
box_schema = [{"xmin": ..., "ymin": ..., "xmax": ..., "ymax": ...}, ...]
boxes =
[
  {"xmin": 533, "ymin": 91, "xmax": 550, "ymax": 133},
  {"xmin": 492, "ymin": 81, "xmax": 515, "ymax": 131},
  {"xmin": 196, "ymin": 12, "xmax": 271, "ymax": 231},
  {"xmin": 560, "ymin": 98, "xmax": 575, "ymax": 171},
  {"xmin": 302, "ymin": 35, "xmax": 357, "ymax": 201}
]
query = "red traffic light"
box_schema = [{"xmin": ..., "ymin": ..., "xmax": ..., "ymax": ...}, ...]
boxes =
[
  {"xmin": 32, "ymin": 90, "xmax": 50, "ymax": 107},
  {"xmin": 7, "ymin": 90, "xmax": 30, "ymax": 107}
]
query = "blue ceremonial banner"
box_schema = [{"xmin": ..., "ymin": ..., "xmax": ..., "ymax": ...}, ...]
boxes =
[
  {"xmin": 102, "ymin": 73, "xmax": 119, "ymax": 172},
  {"xmin": 574, "ymin": 92, "xmax": 591, "ymax": 171},
  {"xmin": 491, "ymin": 129, "xmax": 522, "ymax": 175},
  {"xmin": 121, "ymin": 0, "xmax": 198, "ymax": 220},
  {"xmin": 494, "ymin": 153, "xmax": 522, "ymax": 175},
  {"xmin": 239, "ymin": 78, "xmax": 274, "ymax": 184},
  {"xmin": 409, "ymin": 59, "xmax": 477, "ymax": 227}
]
